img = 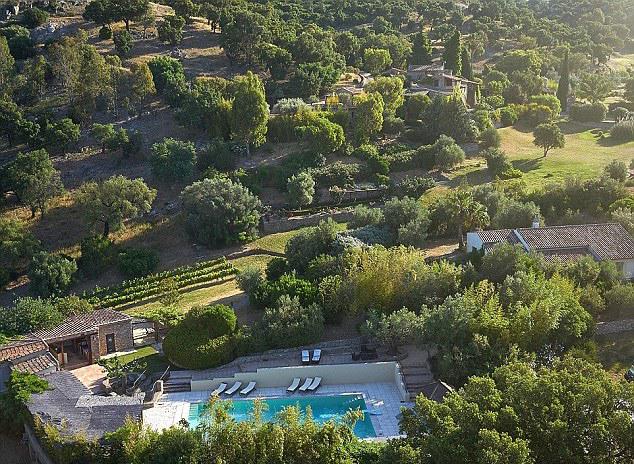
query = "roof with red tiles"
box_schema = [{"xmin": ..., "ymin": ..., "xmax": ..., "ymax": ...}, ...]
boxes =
[{"xmin": 0, "ymin": 338, "xmax": 48, "ymax": 363}]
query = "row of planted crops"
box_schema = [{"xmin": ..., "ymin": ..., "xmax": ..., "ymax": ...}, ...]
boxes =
[{"xmin": 84, "ymin": 257, "xmax": 237, "ymax": 309}]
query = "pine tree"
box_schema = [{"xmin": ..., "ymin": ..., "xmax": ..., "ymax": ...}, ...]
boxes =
[
  {"xmin": 0, "ymin": 35, "xmax": 14, "ymax": 92},
  {"xmin": 412, "ymin": 30, "xmax": 433, "ymax": 65},
  {"xmin": 556, "ymin": 49, "xmax": 570, "ymax": 112},
  {"xmin": 460, "ymin": 48, "xmax": 473, "ymax": 80},
  {"xmin": 443, "ymin": 31, "xmax": 462, "ymax": 76}
]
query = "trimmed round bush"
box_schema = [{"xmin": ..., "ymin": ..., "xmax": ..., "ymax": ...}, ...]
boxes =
[
  {"xmin": 98, "ymin": 25, "xmax": 113, "ymax": 40},
  {"xmin": 610, "ymin": 120, "xmax": 634, "ymax": 143},
  {"xmin": 570, "ymin": 102, "xmax": 607, "ymax": 122},
  {"xmin": 163, "ymin": 304, "xmax": 238, "ymax": 369},
  {"xmin": 479, "ymin": 127, "xmax": 501, "ymax": 149}
]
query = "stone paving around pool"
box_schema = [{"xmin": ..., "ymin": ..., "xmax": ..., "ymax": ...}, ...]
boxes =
[{"xmin": 144, "ymin": 382, "xmax": 410, "ymax": 439}]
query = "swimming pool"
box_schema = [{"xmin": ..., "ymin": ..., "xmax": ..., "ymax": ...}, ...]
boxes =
[{"xmin": 188, "ymin": 393, "xmax": 377, "ymax": 438}]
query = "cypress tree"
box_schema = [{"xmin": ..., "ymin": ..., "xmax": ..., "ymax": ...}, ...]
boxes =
[
  {"xmin": 460, "ymin": 48, "xmax": 473, "ymax": 80},
  {"xmin": 412, "ymin": 30, "xmax": 433, "ymax": 65},
  {"xmin": 443, "ymin": 31, "xmax": 462, "ymax": 76},
  {"xmin": 556, "ymin": 49, "xmax": 570, "ymax": 112}
]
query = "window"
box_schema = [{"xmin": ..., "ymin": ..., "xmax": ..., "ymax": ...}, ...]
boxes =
[{"xmin": 105, "ymin": 333, "xmax": 116, "ymax": 354}]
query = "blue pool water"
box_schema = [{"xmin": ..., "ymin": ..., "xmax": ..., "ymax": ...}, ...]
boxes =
[{"xmin": 188, "ymin": 393, "xmax": 377, "ymax": 438}]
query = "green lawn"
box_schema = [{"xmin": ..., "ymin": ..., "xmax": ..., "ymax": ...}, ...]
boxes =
[
  {"xmin": 117, "ymin": 346, "xmax": 171, "ymax": 375},
  {"xmin": 451, "ymin": 121, "xmax": 634, "ymax": 190}
]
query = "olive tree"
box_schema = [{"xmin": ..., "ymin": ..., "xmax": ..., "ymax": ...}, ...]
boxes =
[
  {"xmin": 181, "ymin": 177, "xmax": 262, "ymax": 247},
  {"xmin": 77, "ymin": 175, "xmax": 156, "ymax": 237}
]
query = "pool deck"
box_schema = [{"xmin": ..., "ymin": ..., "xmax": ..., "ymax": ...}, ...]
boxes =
[{"xmin": 145, "ymin": 382, "xmax": 409, "ymax": 439}]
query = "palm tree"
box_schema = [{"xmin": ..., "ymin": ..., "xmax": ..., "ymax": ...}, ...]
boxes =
[{"xmin": 448, "ymin": 189, "xmax": 489, "ymax": 248}]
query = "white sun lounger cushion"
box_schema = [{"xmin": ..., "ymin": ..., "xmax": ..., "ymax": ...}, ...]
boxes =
[
  {"xmin": 312, "ymin": 349, "xmax": 321, "ymax": 363},
  {"xmin": 299, "ymin": 378, "xmax": 313, "ymax": 391},
  {"xmin": 302, "ymin": 350, "xmax": 310, "ymax": 363},
  {"xmin": 211, "ymin": 383, "xmax": 227, "ymax": 395},
  {"xmin": 307, "ymin": 377, "xmax": 322, "ymax": 391},
  {"xmin": 240, "ymin": 381, "xmax": 256, "ymax": 395},
  {"xmin": 287, "ymin": 377, "xmax": 301, "ymax": 392},
  {"xmin": 225, "ymin": 381, "xmax": 242, "ymax": 395}
]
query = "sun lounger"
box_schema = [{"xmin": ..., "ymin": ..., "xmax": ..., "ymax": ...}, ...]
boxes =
[
  {"xmin": 311, "ymin": 349, "xmax": 321, "ymax": 364},
  {"xmin": 240, "ymin": 381, "xmax": 256, "ymax": 396},
  {"xmin": 211, "ymin": 383, "xmax": 227, "ymax": 396},
  {"xmin": 224, "ymin": 381, "xmax": 242, "ymax": 395},
  {"xmin": 307, "ymin": 377, "xmax": 321, "ymax": 391},
  {"xmin": 302, "ymin": 350, "xmax": 310, "ymax": 364},
  {"xmin": 299, "ymin": 377, "xmax": 313, "ymax": 392},
  {"xmin": 287, "ymin": 377, "xmax": 301, "ymax": 393}
]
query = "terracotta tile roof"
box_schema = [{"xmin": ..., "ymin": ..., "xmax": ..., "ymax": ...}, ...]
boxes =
[
  {"xmin": 33, "ymin": 309, "xmax": 132, "ymax": 343},
  {"xmin": 476, "ymin": 229, "xmax": 516, "ymax": 244},
  {"xmin": 0, "ymin": 338, "xmax": 47, "ymax": 363},
  {"xmin": 12, "ymin": 353, "xmax": 58, "ymax": 374},
  {"xmin": 516, "ymin": 223, "xmax": 634, "ymax": 261},
  {"xmin": 538, "ymin": 247, "xmax": 594, "ymax": 262}
]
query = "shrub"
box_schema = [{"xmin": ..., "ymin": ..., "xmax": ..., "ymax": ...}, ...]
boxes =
[
  {"xmin": 604, "ymin": 160, "xmax": 628, "ymax": 182},
  {"xmin": 163, "ymin": 304, "xmax": 238, "ymax": 369},
  {"xmin": 433, "ymin": 135, "xmax": 465, "ymax": 171},
  {"xmin": 78, "ymin": 235, "xmax": 113, "ymax": 278},
  {"xmin": 310, "ymin": 161, "xmax": 360, "ymax": 187},
  {"xmin": 22, "ymin": 7, "xmax": 49, "ymax": 28},
  {"xmin": 261, "ymin": 295, "xmax": 324, "ymax": 349},
  {"xmin": 569, "ymin": 102, "xmax": 608, "ymax": 122},
  {"xmin": 479, "ymin": 127, "xmax": 501, "ymax": 149},
  {"xmin": 382, "ymin": 116, "xmax": 405, "ymax": 135},
  {"xmin": 98, "ymin": 25, "xmax": 112, "ymax": 40},
  {"xmin": 350, "ymin": 205, "xmax": 384, "ymax": 228},
  {"xmin": 265, "ymin": 258, "xmax": 289, "ymax": 280},
  {"xmin": 117, "ymin": 248, "xmax": 159, "ymax": 278},
  {"xmin": 604, "ymin": 284, "xmax": 634, "ymax": 318},
  {"xmin": 521, "ymin": 103, "xmax": 552, "ymax": 126},
  {"xmin": 287, "ymin": 171, "xmax": 315, "ymax": 208},
  {"xmin": 610, "ymin": 120, "xmax": 634, "ymax": 143},
  {"xmin": 0, "ymin": 297, "xmax": 63, "ymax": 336},
  {"xmin": 252, "ymin": 273, "xmax": 317, "ymax": 309},
  {"xmin": 285, "ymin": 219, "xmax": 338, "ymax": 272},
  {"xmin": 492, "ymin": 199, "xmax": 542, "ymax": 229},
  {"xmin": 181, "ymin": 177, "xmax": 262, "ymax": 247},
  {"xmin": 28, "ymin": 252, "xmax": 77, "ymax": 297},
  {"xmin": 484, "ymin": 148, "xmax": 511, "ymax": 176},
  {"xmin": 197, "ymin": 140, "xmax": 237, "ymax": 172},
  {"xmin": 529, "ymin": 94, "xmax": 561, "ymax": 116},
  {"xmin": 392, "ymin": 176, "xmax": 435, "ymax": 198},
  {"xmin": 612, "ymin": 107, "xmax": 630, "ymax": 123},
  {"xmin": 499, "ymin": 106, "xmax": 519, "ymax": 126},
  {"xmin": 150, "ymin": 138, "xmax": 196, "ymax": 182},
  {"xmin": 113, "ymin": 30, "xmax": 133, "ymax": 57},
  {"xmin": 236, "ymin": 266, "xmax": 264, "ymax": 299},
  {"xmin": 472, "ymin": 110, "xmax": 493, "ymax": 132}
]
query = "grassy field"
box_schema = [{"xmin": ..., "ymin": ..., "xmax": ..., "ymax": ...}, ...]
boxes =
[
  {"xmin": 451, "ymin": 121, "xmax": 634, "ymax": 189},
  {"xmin": 117, "ymin": 346, "xmax": 170, "ymax": 374}
]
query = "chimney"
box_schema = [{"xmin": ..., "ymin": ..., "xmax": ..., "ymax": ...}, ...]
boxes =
[{"xmin": 532, "ymin": 216, "xmax": 540, "ymax": 229}]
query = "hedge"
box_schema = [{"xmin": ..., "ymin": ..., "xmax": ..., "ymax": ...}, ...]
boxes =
[
  {"xmin": 569, "ymin": 102, "xmax": 607, "ymax": 122},
  {"xmin": 163, "ymin": 304, "xmax": 238, "ymax": 369}
]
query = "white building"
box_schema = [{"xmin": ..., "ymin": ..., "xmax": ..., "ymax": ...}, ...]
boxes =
[{"xmin": 466, "ymin": 222, "xmax": 634, "ymax": 279}]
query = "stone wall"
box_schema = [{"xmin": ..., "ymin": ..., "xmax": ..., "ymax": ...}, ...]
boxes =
[
  {"xmin": 262, "ymin": 209, "xmax": 353, "ymax": 234},
  {"xmin": 97, "ymin": 320, "xmax": 134, "ymax": 357}
]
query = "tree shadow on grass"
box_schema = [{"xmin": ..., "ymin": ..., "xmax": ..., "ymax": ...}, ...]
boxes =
[{"xmin": 511, "ymin": 157, "xmax": 543, "ymax": 173}]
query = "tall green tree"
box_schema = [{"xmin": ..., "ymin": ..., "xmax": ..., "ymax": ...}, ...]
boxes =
[
  {"xmin": 460, "ymin": 47, "xmax": 473, "ymax": 80},
  {"xmin": 365, "ymin": 76, "xmax": 405, "ymax": 117},
  {"xmin": 401, "ymin": 357, "xmax": 634, "ymax": 464},
  {"xmin": 110, "ymin": 0, "xmax": 149, "ymax": 31},
  {"xmin": 0, "ymin": 36, "xmax": 15, "ymax": 93},
  {"xmin": 7, "ymin": 149, "xmax": 63, "ymax": 217},
  {"xmin": 77, "ymin": 175, "xmax": 156, "ymax": 237},
  {"xmin": 229, "ymin": 71, "xmax": 269, "ymax": 155},
  {"xmin": 443, "ymin": 30, "xmax": 462, "ymax": 76},
  {"xmin": 411, "ymin": 29, "xmax": 432, "ymax": 64},
  {"xmin": 556, "ymin": 49, "xmax": 570, "ymax": 112},
  {"xmin": 533, "ymin": 122, "xmax": 565, "ymax": 157},
  {"xmin": 576, "ymin": 72, "xmax": 614, "ymax": 103},
  {"xmin": 363, "ymin": 47, "xmax": 392, "ymax": 74},
  {"xmin": 353, "ymin": 91, "xmax": 384, "ymax": 144}
]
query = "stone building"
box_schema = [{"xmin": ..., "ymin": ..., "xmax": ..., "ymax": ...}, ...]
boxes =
[{"xmin": 32, "ymin": 309, "xmax": 134, "ymax": 368}]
